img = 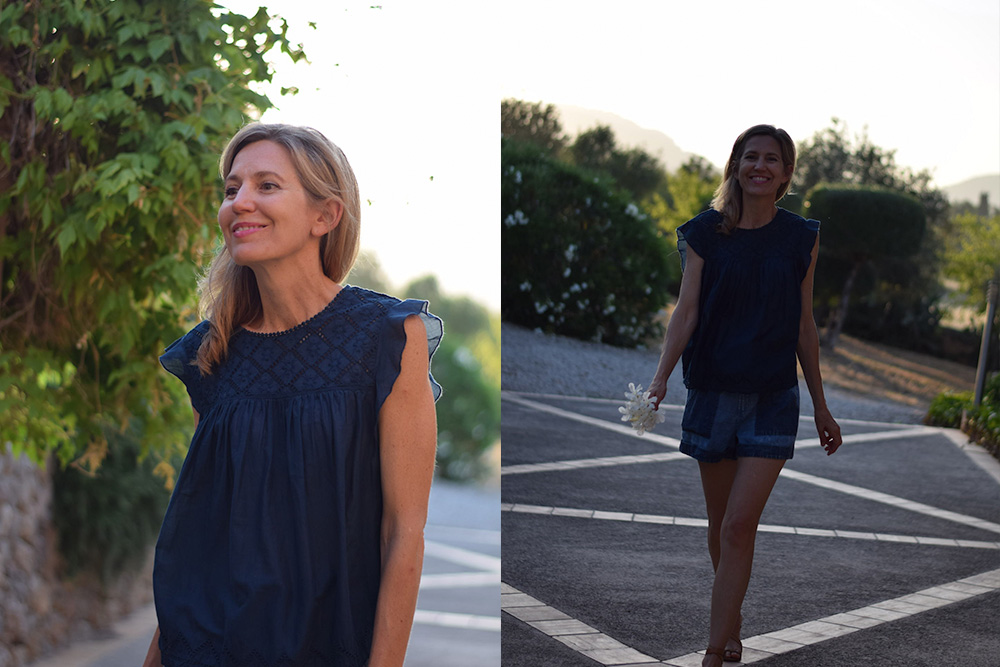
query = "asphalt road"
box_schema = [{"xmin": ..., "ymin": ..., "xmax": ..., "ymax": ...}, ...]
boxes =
[
  {"xmin": 501, "ymin": 391, "xmax": 1000, "ymax": 666},
  {"xmin": 31, "ymin": 478, "xmax": 499, "ymax": 667}
]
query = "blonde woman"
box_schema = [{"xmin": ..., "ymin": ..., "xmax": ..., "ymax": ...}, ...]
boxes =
[
  {"xmin": 143, "ymin": 123, "xmax": 442, "ymax": 667},
  {"xmin": 648, "ymin": 125, "xmax": 841, "ymax": 666}
]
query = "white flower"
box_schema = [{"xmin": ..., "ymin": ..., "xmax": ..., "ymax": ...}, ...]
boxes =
[
  {"xmin": 618, "ymin": 382, "xmax": 665, "ymax": 436},
  {"xmin": 504, "ymin": 210, "xmax": 529, "ymax": 227},
  {"xmin": 625, "ymin": 203, "xmax": 640, "ymax": 217},
  {"xmin": 564, "ymin": 244, "xmax": 577, "ymax": 262},
  {"xmin": 563, "ymin": 267, "xmax": 571, "ymax": 278},
  {"xmin": 514, "ymin": 170, "xmax": 522, "ymax": 184},
  {"xmin": 519, "ymin": 280, "xmax": 532, "ymax": 291}
]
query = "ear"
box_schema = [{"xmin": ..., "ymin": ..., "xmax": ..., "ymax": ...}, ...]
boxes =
[{"xmin": 311, "ymin": 199, "xmax": 344, "ymax": 238}]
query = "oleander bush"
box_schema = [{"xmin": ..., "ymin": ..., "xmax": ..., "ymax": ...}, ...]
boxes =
[{"xmin": 501, "ymin": 140, "xmax": 672, "ymax": 347}]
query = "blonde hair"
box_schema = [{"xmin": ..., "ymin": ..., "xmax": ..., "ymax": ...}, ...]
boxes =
[
  {"xmin": 711, "ymin": 124, "xmax": 796, "ymax": 234},
  {"xmin": 196, "ymin": 123, "xmax": 361, "ymax": 374}
]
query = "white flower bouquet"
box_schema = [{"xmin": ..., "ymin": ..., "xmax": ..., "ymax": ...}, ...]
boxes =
[{"xmin": 618, "ymin": 382, "xmax": 664, "ymax": 435}]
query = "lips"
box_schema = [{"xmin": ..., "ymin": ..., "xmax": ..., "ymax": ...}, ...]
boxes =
[{"xmin": 232, "ymin": 222, "xmax": 267, "ymax": 238}]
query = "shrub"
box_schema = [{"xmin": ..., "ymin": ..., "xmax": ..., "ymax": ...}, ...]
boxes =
[
  {"xmin": 501, "ymin": 140, "xmax": 672, "ymax": 347},
  {"xmin": 926, "ymin": 374, "xmax": 1000, "ymax": 460},
  {"xmin": 52, "ymin": 420, "xmax": 177, "ymax": 582}
]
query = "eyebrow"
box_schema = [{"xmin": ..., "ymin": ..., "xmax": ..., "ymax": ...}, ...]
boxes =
[{"xmin": 225, "ymin": 170, "xmax": 286, "ymax": 183}]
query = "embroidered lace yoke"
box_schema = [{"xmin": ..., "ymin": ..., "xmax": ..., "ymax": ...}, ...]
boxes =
[{"xmin": 154, "ymin": 286, "xmax": 443, "ymax": 666}]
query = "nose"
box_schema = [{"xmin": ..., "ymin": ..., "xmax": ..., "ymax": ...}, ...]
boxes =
[{"xmin": 231, "ymin": 184, "xmax": 255, "ymax": 212}]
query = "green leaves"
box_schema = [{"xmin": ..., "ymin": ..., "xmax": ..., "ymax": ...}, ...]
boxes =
[{"xmin": 0, "ymin": 0, "xmax": 306, "ymax": 472}]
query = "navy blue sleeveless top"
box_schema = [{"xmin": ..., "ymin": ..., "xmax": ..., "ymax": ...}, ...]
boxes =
[
  {"xmin": 677, "ymin": 208, "xmax": 818, "ymax": 393},
  {"xmin": 154, "ymin": 285, "xmax": 442, "ymax": 667}
]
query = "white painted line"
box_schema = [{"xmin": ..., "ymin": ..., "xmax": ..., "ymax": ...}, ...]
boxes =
[
  {"xmin": 795, "ymin": 425, "xmax": 938, "ymax": 449},
  {"xmin": 412, "ymin": 609, "xmax": 500, "ymax": 632},
  {"xmin": 425, "ymin": 524, "xmax": 501, "ymax": 545},
  {"xmin": 420, "ymin": 572, "xmax": 498, "ymax": 589},
  {"xmin": 779, "ymin": 468, "xmax": 1000, "ymax": 535},
  {"xmin": 424, "ymin": 540, "xmax": 501, "ymax": 572},
  {"xmin": 502, "ymin": 391, "xmax": 681, "ymax": 448},
  {"xmin": 502, "ymin": 390, "xmax": 923, "ymax": 429},
  {"xmin": 502, "ymin": 583, "xmax": 656, "ymax": 664},
  {"xmin": 502, "ymin": 504, "xmax": 1000, "ymax": 550},
  {"xmin": 664, "ymin": 567, "xmax": 1000, "ymax": 664},
  {"xmin": 941, "ymin": 427, "xmax": 1000, "ymax": 486},
  {"xmin": 502, "ymin": 451, "xmax": 687, "ymax": 476}
]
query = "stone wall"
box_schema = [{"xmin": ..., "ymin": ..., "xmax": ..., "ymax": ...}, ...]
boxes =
[{"xmin": 0, "ymin": 445, "xmax": 153, "ymax": 666}]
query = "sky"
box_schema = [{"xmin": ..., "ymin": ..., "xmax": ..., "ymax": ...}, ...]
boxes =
[
  {"xmin": 499, "ymin": 0, "xmax": 1000, "ymax": 187},
  {"xmin": 218, "ymin": 0, "xmax": 999, "ymax": 312}
]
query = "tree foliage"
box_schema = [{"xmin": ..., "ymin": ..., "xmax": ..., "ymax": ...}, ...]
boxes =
[
  {"xmin": 400, "ymin": 275, "xmax": 500, "ymax": 480},
  {"xmin": 806, "ymin": 185, "xmax": 927, "ymax": 348},
  {"xmin": 501, "ymin": 98, "xmax": 566, "ymax": 154},
  {"xmin": 645, "ymin": 156, "xmax": 720, "ymax": 292},
  {"xmin": 568, "ymin": 124, "xmax": 664, "ymax": 200},
  {"xmin": 502, "ymin": 140, "xmax": 671, "ymax": 347},
  {"xmin": 797, "ymin": 119, "xmax": 950, "ymax": 351},
  {"xmin": 943, "ymin": 212, "xmax": 1000, "ymax": 310},
  {"xmin": 0, "ymin": 0, "xmax": 305, "ymax": 471}
]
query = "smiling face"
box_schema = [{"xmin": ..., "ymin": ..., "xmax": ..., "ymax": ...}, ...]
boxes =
[
  {"xmin": 218, "ymin": 140, "xmax": 332, "ymax": 270},
  {"xmin": 737, "ymin": 135, "xmax": 793, "ymax": 201}
]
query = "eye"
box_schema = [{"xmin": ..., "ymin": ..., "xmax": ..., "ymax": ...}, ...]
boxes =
[
  {"xmin": 224, "ymin": 185, "xmax": 239, "ymax": 198},
  {"xmin": 261, "ymin": 182, "xmax": 279, "ymax": 191}
]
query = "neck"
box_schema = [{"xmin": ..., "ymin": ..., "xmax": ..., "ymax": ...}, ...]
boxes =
[
  {"xmin": 739, "ymin": 196, "xmax": 778, "ymax": 229},
  {"xmin": 248, "ymin": 260, "xmax": 341, "ymax": 333}
]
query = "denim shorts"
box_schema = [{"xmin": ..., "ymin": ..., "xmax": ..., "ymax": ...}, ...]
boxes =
[{"xmin": 679, "ymin": 386, "xmax": 800, "ymax": 462}]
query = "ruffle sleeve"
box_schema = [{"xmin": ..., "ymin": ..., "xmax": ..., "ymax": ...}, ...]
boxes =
[
  {"xmin": 159, "ymin": 320, "xmax": 211, "ymax": 415},
  {"xmin": 375, "ymin": 299, "xmax": 444, "ymax": 413},
  {"xmin": 676, "ymin": 209, "xmax": 720, "ymax": 271},
  {"xmin": 799, "ymin": 217, "xmax": 821, "ymax": 277}
]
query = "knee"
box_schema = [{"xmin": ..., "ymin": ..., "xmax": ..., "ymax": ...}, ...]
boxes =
[{"xmin": 720, "ymin": 515, "xmax": 758, "ymax": 552}]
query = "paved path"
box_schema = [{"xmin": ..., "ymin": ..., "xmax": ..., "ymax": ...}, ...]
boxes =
[
  {"xmin": 31, "ymin": 478, "xmax": 499, "ymax": 667},
  {"xmin": 501, "ymin": 391, "xmax": 1000, "ymax": 666}
]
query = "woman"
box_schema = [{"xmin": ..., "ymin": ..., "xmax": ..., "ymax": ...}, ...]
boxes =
[
  {"xmin": 142, "ymin": 123, "xmax": 442, "ymax": 667},
  {"xmin": 647, "ymin": 125, "xmax": 842, "ymax": 666}
]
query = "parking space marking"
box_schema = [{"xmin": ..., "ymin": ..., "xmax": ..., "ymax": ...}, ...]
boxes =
[
  {"xmin": 504, "ymin": 395, "xmax": 998, "ymax": 535},
  {"xmin": 503, "ymin": 392, "xmax": 1000, "ymax": 664},
  {"xmin": 662, "ymin": 569, "xmax": 1000, "ymax": 665},
  {"xmin": 502, "ymin": 391, "xmax": 682, "ymax": 448},
  {"xmin": 505, "ymin": 565, "xmax": 1000, "ymax": 666},
  {"xmin": 502, "ymin": 451, "xmax": 688, "ymax": 476},
  {"xmin": 413, "ymin": 609, "xmax": 501, "ymax": 632},
  {"xmin": 779, "ymin": 468, "xmax": 1000, "ymax": 535},
  {"xmin": 502, "ymin": 583, "xmax": 658, "ymax": 665},
  {"xmin": 501, "ymin": 503, "xmax": 1000, "ymax": 550},
  {"xmin": 417, "ymin": 538, "xmax": 500, "ymax": 632},
  {"xmin": 502, "ymin": 391, "xmax": 938, "ymax": 454}
]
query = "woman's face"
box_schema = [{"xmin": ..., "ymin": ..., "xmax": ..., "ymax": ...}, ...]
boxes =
[
  {"xmin": 218, "ymin": 140, "xmax": 330, "ymax": 269},
  {"xmin": 737, "ymin": 135, "xmax": 792, "ymax": 200}
]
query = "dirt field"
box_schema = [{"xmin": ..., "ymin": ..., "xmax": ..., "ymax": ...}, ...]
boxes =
[{"xmin": 817, "ymin": 333, "xmax": 979, "ymax": 410}]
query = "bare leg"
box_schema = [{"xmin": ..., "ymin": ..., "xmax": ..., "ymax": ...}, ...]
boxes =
[{"xmin": 700, "ymin": 457, "xmax": 785, "ymax": 666}]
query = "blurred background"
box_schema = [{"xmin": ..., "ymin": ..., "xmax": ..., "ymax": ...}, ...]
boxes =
[{"xmin": 0, "ymin": 2, "xmax": 498, "ymax": 666}]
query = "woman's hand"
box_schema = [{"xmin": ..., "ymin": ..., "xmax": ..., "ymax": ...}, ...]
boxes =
[
  {"xmin": 815, "ymin": 408, "xmax": 842, "ymax": 456},
  {"xmin": 647, "ymin": 376, "xmax": 667, "ymax": 410}
]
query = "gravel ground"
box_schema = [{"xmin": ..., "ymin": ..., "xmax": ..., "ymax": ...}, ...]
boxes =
[{"xmin": 502, "ymin": 323, "xmax": 926, "ymax": 425}]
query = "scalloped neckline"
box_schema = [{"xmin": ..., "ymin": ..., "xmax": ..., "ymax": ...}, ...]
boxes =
[{"xmin": 239, "ymin": 285, "xmax": 353, "ymax": 338}]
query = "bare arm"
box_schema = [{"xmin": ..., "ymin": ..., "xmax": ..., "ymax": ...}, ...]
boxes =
[
  {"xmin": 648, "ymin": 246, "xmax": 704, "ymax": 408},
  {"xmin": 143, "ymin": 406, "xmax": 199, "ymax": 667},
  {"xmin": 368, "ymin": 315, "xmax": 437, "ymax": 667},
  {"xmin": 796, "ymin": 236, "xmax": 842, "ymax": 455}
]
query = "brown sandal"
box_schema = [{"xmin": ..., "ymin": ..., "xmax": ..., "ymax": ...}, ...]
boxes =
[
  {"xmin": 724, "ymin": 614, "xmax": 743, "ymax": 662},
  {"xmin": 705, "ymin": 647, "xmax": 726, "ymax": 663}
]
